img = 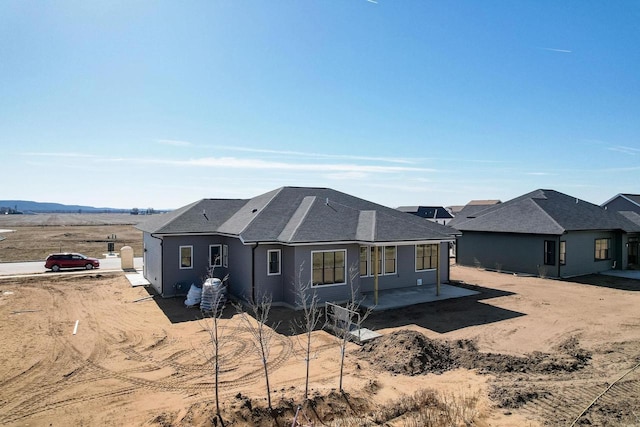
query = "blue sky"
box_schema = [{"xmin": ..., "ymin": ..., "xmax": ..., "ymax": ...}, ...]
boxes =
[{"xmin": 1, "ymin": 1, "xmax": 638, "ymax": 210}]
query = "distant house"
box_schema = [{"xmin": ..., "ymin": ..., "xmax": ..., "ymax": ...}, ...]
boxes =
[
  {"xmin": 452, "ymin": 189, "xmax": 640, "ymax": 277},
  {"xmin": 397, "ymin": 206, "xmax": 454, "ymax": 225},
  {"xmin": 136, "ymin": 187, "xmax": 458, "ymax": 308},
  {"xmin": 602, "ymin": 194, "xmax": 640, "ymax": 268},
  {"xmin": 448, "ymin": 200, "xmax": 502, "ymax": 229},
  {"xmin": 602, "ymin": 194, "xmax": 640, "ymax": 215}
]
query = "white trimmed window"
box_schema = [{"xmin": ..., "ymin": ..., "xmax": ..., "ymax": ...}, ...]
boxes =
[
  {"xmin": 369, "ymin": 246, "xmax": 396, "ymax": 275},
  {"xmin": 312, "ymin": 250, "xmax": 346, "ymax": 286},
  {"xmin": 209, "ymin": 244, "xmax": 222, "ymax": 267},
  {"xmin": 384, "ymin": 246, "xmax": 397, "ymax": 274},
  {"xmin": 595, "ymin": 238, "xmax": 611, "ymax": 260},
  {"xmin": 267, "ymin": 249, "xmax": 281, "ymax": 276},
  {"xmin": 179, "ymin": 245, "xmax": 193, "ymax": 269},
  {"xmin": 416, "ymin": 244, "xmax": 438, "ymax": 271},
  {"xmin": 359, "ymin": 246, "xmax": 369, "ymax": 277}
]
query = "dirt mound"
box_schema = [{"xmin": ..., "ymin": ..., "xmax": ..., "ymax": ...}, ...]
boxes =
[
  {"xmin": 156, "ymin": 390, "xmax": 371, "ymax": 427},
  {"xmin": 361, "ymin": 330, "xmax": 591, "ymax": 376},
  {"xmin": 489, "ymin": 384, "xmax": 550, "ymax": 408},
  {"xmin": 360, "ymin": 330, "xmax": 454, "ymax": 375}
]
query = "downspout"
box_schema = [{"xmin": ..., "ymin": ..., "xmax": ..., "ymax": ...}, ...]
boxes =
[
  {"xmin": 436, "ymin": 242, "xmax": 441, "ymax": 296},
  {"xmin": 251, "ymin": 243, "xmax": 258, "ymax": 303}
]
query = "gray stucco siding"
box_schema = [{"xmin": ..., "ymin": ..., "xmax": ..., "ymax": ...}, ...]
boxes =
[
  {"xmin": 160, "ymin": 235, "xmax": 219, "ymax": 297},
  {"xmin": 224, "ymin": 239, "xmax": 253, "ymax": 301},
  {"xmin": 457, "ymin": 230, "xmax": 621, "ymax": 278},
  {"xmin": 560, "ymin": 231, "xmax": 618, "ymax": 277},
  {"xmin": 457, "ymin": 232, "xmax": 561, "ymax": 277}
]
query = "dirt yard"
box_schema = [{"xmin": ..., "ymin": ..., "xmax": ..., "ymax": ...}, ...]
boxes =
[{"xmin": 1, "ymin": 263, "xmax": 639, "ymax": 426}]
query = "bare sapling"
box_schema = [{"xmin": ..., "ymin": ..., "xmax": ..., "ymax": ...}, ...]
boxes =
[
  {"xmin": 200, "ymin": 290, "xmax": 227, "ymax": 426},
  {"xmin": 235, "ymin": 292, "xmax": 280, "ymax": 410},
  {"xmin": 290, "ymin": 264, "xmax": 323, "ymax": 401},
  {"xmin": 198, "ymin": 265, "xmax": 229, "ymax": 425}
]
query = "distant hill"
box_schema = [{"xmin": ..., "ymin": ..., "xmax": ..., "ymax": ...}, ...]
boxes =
[{"xmin": 0, "ymin": 200, "xmax": 129, "ymax": 214}]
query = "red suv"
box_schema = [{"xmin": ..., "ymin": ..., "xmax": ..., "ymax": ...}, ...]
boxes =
[{"xmin": 45, "ymin": 253, "xmax": 100, "ymax": 272}]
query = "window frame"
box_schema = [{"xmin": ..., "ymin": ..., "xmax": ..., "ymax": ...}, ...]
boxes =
[
  {"xmin": 223, "ymin": 244, "xmax": 228, "ymax": 268},
  {"xmin": 311, "ymin": 249, "xmax": 347, "ymax": 287},
  {"xmin": 594, "ymin": 238, "xmax": 611, "ymax": 261},
  {"xmin": 179, "ymin": 245, "xmax": 193, "ymax": 269},
  {"xmin": 359, "ymin": 246, "xmax": 370, "ymax": 277},
  {"xmin": 415, "ymin": 243, "xmax": 438, "ymax": 272},
  {"xmin": 267, "ymin": 249, "xmax": 281, "ymax": 276},
  {"xmin": 544, "ymin": 240, "xmax": 556, "ymax": 266},
  {"xmin": 559, "ymin": 241, "xmax": 566, "ymax": 265},
  {"xmin": 209, "ymin": 244, "xmax": 223, "ymax": 268},
  {"xmin": 368, "ymin": 246, "xmax": 397, "ymax": 276},
  {"xmin": 384, "ymin": 245, "xmax": 397, "ymax": 275}
]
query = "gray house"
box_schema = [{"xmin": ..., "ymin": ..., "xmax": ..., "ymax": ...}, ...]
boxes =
[
  {"xmin": 453, "ymin": 189, "xmax": 640, "ymax": 278},
  {"xmin": 602, "ymin": 193, "xmax": 640, "ymax": 215},
  {"xmin": 397, "ymin": 206, "xmax": 454, "ymax": 225},
  {"xmin": 136, "ymin": 187, "xmax": 458, "ymax": 307}
]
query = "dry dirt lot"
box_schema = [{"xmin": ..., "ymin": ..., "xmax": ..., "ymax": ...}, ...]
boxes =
[
  {"xmin": 0, "ymin": 214, "xmax": 144, "ymax": 262},
  {"xmin": 1, "ymin": 264, "xmax": 639, "ymax": 426}
]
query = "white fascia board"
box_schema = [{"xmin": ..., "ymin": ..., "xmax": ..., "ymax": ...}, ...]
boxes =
[{"xmin": 240, "ymin": 238, "xmax": 455, "ymax": 247}]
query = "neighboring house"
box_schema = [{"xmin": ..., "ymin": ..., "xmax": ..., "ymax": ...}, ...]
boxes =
[
  {"xmin": 602, "ymin": 193, "xmax": 640, "ymax": 215},
  {"xmin": 602, "ymin": 194, "xmax": 640, "ymax": 268},
  {"xmin": 448, "ymin": 200, "xmax": 502, "ymax": 229},
  {"xmin": 136, "ymin": 187, "xmax": 458, "ymax": 307},
  {"xmin": 397, "ymin": 206, "xmax": 454, "ymax": 225},
  {"xmin": 452, "ymin": 189, "xmax": 640, "ymax": 278}
]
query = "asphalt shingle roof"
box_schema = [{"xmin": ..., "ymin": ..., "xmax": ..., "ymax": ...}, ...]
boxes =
[
  {"xmin": 452, "ymin": 189, "xmax": 640, "ymax": 234},
  {"xmin": 136, "ymin": 187, "xmax": 458, "ymax": 243},
  {"xmin": 397, "ymin": 206, "xmax": 454, "ymax": 220}
]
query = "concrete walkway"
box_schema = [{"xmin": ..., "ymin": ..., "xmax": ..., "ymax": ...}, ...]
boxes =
[
  {"xmin": 600, "ymin": 269, "xmax": 640, "ymax": 280},
  {"xmin": 361, "ymin": 283, "xmax": 479, "ymax": 311}
]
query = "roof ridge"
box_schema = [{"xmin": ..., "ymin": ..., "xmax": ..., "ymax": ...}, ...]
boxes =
[
  {"xmin": 356, "ymin": 210, "xmax": 377, "ymax": 242},
  {"xmin": 277, "ymin": 196, "xmax": 316, "ymax": 242},
  {"xmin": 218, "ymin": 188, "xmax": 281, "ymax": 236},
  {"xmin": 530, "ymin": 197, "xmax": 565, "ymax": 232}
]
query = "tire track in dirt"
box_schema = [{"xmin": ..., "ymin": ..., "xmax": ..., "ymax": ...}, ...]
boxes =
[{"xmin": 516, "ymin": 369, "xmax": 640, "ymax": 425}]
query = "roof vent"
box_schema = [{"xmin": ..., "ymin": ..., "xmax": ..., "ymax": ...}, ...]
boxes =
[
  {"xmin": 202, "ymin": 209, "xmax": 209, "ymax": 220},
  {"xmin": 325, "ymin": 198, "xmax": 330, "ymax": 206},
  {"xmin": 575, "ymin": 198, "xmax": 579, "ymax": 204},
  {"xmin": 252, "ymin": 208, "xmax": 258, "ymax": 213}
]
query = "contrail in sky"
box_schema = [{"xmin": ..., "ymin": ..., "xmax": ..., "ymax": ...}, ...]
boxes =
[{"xmin": 540, "ymin": 47, "xmax": 572, "ymax": 53}]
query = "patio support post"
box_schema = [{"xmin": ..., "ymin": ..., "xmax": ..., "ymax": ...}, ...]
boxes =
[
  {"xmin": 436, "ymin": 242, "xmax": 440, "ymax": 296},
  {"xmin": 374, "ymin": 246, "xmax": 379, "ymax": 305}
]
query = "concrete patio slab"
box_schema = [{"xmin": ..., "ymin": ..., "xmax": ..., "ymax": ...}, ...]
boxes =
[
  {"xmin": 361, "ymin": 283, "xmax": 479, "ymax": 311},
  {"xmin": 600, "ymin": 269, "xmax": 640, "ymax": 280}
]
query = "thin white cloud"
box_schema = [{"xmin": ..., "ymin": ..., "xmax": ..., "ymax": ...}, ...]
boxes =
[
  {"xmin": 209, "ymin": 145, "xmax": 416, "ymax": 164},
  {"xmin": 539, "ymin": 47, "xmax": 572, "ymax": 53},
  {"xmin": 525, "ymin": 172, "xmax": 556, "ymax": 176},
  {"xmin": 103, "ymin": 155, "xmax": 436, "ymax": 174},
  {"xmin": 21, "ymin": 152, "xmax": 98, "ymax": 158},
  {"xmin": 324, "ymin": 171, "xmax": 369, "ymax": 180},
  {"xmin": 156, "ymin": 139, "xmax": 193, "ymax": 147},
  {"xmin": 184, "ymin": 157, "xmax": 435, "ymax": 173},
  {"xmin": 608, "ymin": 145, "xmax": 640, "ymax": 155}
]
